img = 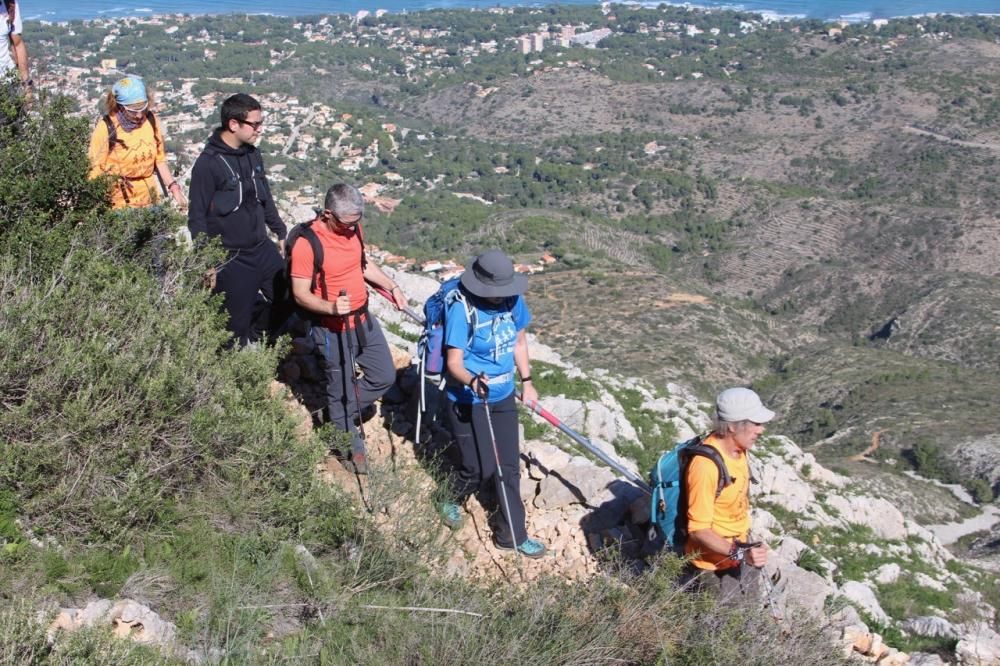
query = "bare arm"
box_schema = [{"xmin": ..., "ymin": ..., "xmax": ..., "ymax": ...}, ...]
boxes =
[
  {"xmin": 155, "ymin": 161, "xmax": 187, "ymax": 207},
  {"xmin": 513, "ymin": 329, "xmax": 537, "ymax": 404},
  {"xmin": 10, "ymin": 34, "xmax": 28, "ymax": 84},
  {"xmin": 292, "ymin": 277, "xmax": 356, "ymax": 317},
  {"xmin": 362, "ymin": 260, "xmax": 408, "ymax": 309},
  {"xmin": 446, "ymin": 346, "xmax": 489, "ymax": 399}
]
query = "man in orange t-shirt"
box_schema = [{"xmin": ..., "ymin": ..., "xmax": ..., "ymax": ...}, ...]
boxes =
[
  {"xmin": 682, "ymin": 387, "xmax": 774, "ymax": 602},
  {"xmin": 290, "ymin": 184, "xmax": 408, "ymax": 474}
]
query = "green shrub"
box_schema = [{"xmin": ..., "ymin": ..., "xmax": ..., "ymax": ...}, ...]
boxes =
[
  {"xmin": 795, "ymin": 548, "xmax": 828, "ymax": 577},
  {"xmin": 966, "ymin": 477, "xmax": 994, "ymax": 504}
]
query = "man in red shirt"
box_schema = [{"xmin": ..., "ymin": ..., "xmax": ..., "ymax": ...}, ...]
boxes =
[{"xmin": 290, "ymin": 184, "xmax": 408, "ymax": 474}]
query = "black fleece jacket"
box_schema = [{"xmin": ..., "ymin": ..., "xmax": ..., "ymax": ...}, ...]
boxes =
[{"xmin": 187, "ymin": 129, "xmax": 287, "ymax": 251}]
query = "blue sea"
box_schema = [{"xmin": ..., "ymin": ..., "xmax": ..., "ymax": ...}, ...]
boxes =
[{"xmin": 21, "ymin": 0, "xmax": 1000, "ymax": 24}]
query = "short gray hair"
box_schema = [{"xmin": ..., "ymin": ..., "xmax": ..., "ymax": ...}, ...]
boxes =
[
  {"xmin": 711, "ymin": 417, "xmax": 754, "ymax": 438},
  {"xmin": 323, "ymin": 184, "xmax": 364, "ymax": 218}
]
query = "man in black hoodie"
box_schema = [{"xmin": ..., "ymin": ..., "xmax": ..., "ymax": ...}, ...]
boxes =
[{"xmin": 188, "ymin": 93, "xmax": 287, "ymax": 346}]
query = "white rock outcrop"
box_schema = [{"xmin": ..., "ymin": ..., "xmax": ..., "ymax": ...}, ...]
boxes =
[
  {"xmin": 956, "ymin": 623, "xmax": 1000, "ymax": 666},
  {"xmin": 901, "ymin": 616, "xmax": 957, "ymax": 639},
  {"xmin": 839, "ymin": 581, "xmax": 891, "ymax": 625}
]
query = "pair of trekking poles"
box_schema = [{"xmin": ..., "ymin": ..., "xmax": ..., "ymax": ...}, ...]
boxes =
[{"xmin": 377, "ymin": 286, "xmax": 646, "ymax": 561}]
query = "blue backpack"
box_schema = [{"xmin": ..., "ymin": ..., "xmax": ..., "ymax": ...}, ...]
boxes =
[
  {"xmin": 649, "ymin": 436, "xmax": 733, "ymax": 553},
  {"xmin": 418, "ymin": 277, "xmax": 468, "ymax": 375},
  {"xmin": 412, "ymin": 278, "xmax": 473, "ymax": 443}
]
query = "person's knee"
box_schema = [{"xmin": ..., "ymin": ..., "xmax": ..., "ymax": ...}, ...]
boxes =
[{"xmin": 366, "ymin": 350, "xmax": 396, "ymax": 393}]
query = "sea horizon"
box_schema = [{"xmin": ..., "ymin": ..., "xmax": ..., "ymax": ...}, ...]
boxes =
[{"xmin": 21, "ymin": 0, "xmax": 1000, "ymax": 25}]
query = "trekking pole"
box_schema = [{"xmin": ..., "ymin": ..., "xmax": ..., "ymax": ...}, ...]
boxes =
[
  {"xmin": 515, "ymin": 390, "xmax": 652, "ymax": 494},
  {"xmin": 372, "ymin": 284, "xmax": 423, "ymax": 325},
  {"xmin": 479, "ymin": 374, "xmax": 522, "ymax": 563},
  {"xmin": 339, "ymin": 289, "xmax": 369, "ymax": 478},
  {"xmin": 729, "ymin": 539, "xmax": 783, "ymax": 621},
  {"xmin": 379, "ymin": 291, "xmax": 652, "ymax": 494},
  {"xmin": 760, "ymin": 567, "xmax": 783, "ymax": 622}
]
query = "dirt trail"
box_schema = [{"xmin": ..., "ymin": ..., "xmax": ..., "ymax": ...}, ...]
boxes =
[
  {"xmin": 903, "ymin": 126, "xmax": 1000, "ymax": 152},
  {"xmin": 926, "ymin": 505, "xmax": 1000, "ymax": 546}
]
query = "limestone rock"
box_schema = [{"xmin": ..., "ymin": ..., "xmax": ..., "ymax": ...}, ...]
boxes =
[
  {"xmin": 520, "ymin": 476, "xmax": 539, "ymax": 503},
  {"xmin": 542, "ymin": 395, "xmax": 586, "ymax": 431},
  {"xmin": 770, "ymin": 560, "xmax": 832, "ymax": 618},
  {"xmin": 913, "ymin": 572, "xmax": 948, "ymax": 593},
  {"xmin": 840, "ymin": 581, "xmax": 890, "ymax": 625},
  {"xmin": 909, "ymin": 654, "xmax": 948, "ymax": 666},
  {"xmin": 874, "ymin": 563, "xmax": 902, "ymax": 585},
  {"xmin": 956, "ymin": 623, "xmax": 1000, "ymax": 665},
  {"xmin": 47, "ymin": 598, "xmax": 182, "ymax": 658},
  {"xmin": 584, "ymin": 396, "xmax": 638, "ymax": 445},
  {"xmin": 901, "ymin": 616, "xmax": 956, "ymax": 639},
  {"xmin": 757, "ymin": 457, "xmax": 816, "ymax": 500},
  {"xmin": 389, "ymin": 345, "xmax": 411, "ymax": 371},
  {"xmin": 527, "ymin": 336, "xmax": 570, "ymax": 367},
  {"xmin": 824, "ymin": 494, "xmax": 907, "ymax": 541},
  {"xmin": 110, "ymin": 600, "xmax": 178, "ymax": 647},
  {"xmin": 535, "ymin": 474, "xmax": 581, "ymax": 510},
  {"xmin": 525, "ymin": 441, "xmax": 573, "ymax": 476},
  {"xmin": 877, "ymin": 647, "xmax": 910, "ymax": 665},
  {"xmin": 554, "ymin": 459, "xmax": 617, "ymax": 504}
]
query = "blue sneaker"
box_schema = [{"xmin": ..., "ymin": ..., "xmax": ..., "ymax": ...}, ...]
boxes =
[
  {"xmin": 439, "ymin": 502, "xmax": 464, "ymax": 530},
  {"xmin": 493, "ymin": 536, "xmax": 547, "ymax": 559},
  {"xmin": 516, "ymin": 538, "xmax": 547, "ymax": 559}
]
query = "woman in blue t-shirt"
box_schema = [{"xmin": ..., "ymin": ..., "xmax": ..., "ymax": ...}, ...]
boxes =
[{"xmin": 440, "ymin": 250, "xmax": 546, "ymax": 559}]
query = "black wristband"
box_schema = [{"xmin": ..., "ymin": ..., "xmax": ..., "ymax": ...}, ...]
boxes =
[{"xmin": 521, "ymin": 376, "xmax": 532, "ymax": 383}]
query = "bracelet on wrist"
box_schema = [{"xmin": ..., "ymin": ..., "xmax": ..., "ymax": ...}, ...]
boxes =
[{"xmin": 520, "ymin": 376, "xmax": 532, "ymax": 383}]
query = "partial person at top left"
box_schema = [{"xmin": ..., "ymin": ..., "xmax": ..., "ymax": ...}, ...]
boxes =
[
  {"xmin": 87, "ymin": 75, "xmax": 187, "ymax": 210},
  {"xmin": 1, "ymin": 0, "xmax": 32, "ymax": 121}
]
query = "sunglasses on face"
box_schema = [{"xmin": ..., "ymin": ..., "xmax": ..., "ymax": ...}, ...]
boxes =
[
  {"xmin": 123, "ymin": 102, "xmax": 148, "ymax": 114},
  {"xmin": 324, "ymin": 210, "xmax": 362, "ymax": 227},
  {"xmin": 237, "ymin": 118, "xmax": 265, "ymax": 131}
]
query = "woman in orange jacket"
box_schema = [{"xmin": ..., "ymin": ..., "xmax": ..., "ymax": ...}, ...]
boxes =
[{"xmin": 87, "ymin": 75, "xmax": 186, "ymax": 210}]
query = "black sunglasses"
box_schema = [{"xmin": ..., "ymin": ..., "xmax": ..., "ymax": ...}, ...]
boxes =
[{"xmin": 237, "ymin": 118, "xmax": 264, "ymax": 130}]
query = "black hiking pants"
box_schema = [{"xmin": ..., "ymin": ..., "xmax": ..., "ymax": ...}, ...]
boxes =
[
  {"xmin": 214, "ymin": 240, "xmax": 285, "ymax": 347},
  {"xmin": 312, "ymin": 317, "xmax": 395, "ymax": 437},
  {"xmin": 446, "ymin": 393, "xmax": 527, "ymax": 547},
  {"xmin": 680, "ymin": 562, "xmax": 762, "ymax": 605}
]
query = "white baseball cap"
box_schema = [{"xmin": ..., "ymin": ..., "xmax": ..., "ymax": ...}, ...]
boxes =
[{"xmin": 716, "ymin": 387, "xmax": 775, "ymax": 424}]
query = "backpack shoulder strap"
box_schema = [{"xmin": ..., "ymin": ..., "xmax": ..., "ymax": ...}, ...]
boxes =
[
  {"xmin": 303, "ymin": 223, "xmax": 325, "ymax": 299},
  {"xmin": 355, "ymin": 222, "xmax": 369, "ymax": 272},
  {"xmin": 292, "ymin": 221, "xmax": 326, "ymax": 300},
  {"xmin": 686, "ymin": 440, "xmax": 734, "ymax": 498},
  {"xmin": 146, "ymin": 110, "xmax": 161, "ymax": 152},
  {"xmin": 103, "ymin": 115, "xmax": 125, "ymax": 154}
]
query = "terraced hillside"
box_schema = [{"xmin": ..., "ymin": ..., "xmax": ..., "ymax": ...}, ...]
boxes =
[{"xmin": 383, "ymin": 15, "xmax": 1000, "ymax": 492}]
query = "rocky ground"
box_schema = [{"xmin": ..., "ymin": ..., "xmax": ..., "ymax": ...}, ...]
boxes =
[{"xmin": 263, "ymin": 270, "xmax": 1000, "ymax": 665}]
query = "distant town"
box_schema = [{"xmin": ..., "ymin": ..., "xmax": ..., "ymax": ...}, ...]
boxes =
[{"xmin": 32, "ymin": 5, "xmax": 961, "ymax": 276}]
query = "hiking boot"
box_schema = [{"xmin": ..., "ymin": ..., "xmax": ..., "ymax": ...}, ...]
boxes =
[
  {"xmin": 492, "ymin": 536, "xmax": 547, "ymax": 559},
  {"xmin": 348, "ymin": 433, "xmax": 369, "ymax": 475},
  {"xmin": 439, "ymin": 502, "xmax": 464, "ymax": 530}
]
